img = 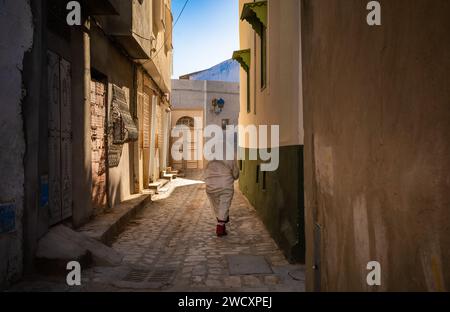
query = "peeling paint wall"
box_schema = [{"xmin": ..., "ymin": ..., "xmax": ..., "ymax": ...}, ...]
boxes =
[
  {"xmin": 90, "ymin": 23, "xmax": 134, "ymax": 207},
  {"xmin": 302, "ymin": 0, "xmax": 450, "ymax": 291},
  {"xmin": 0, "ymin": 0, "xmax": 34, "ymax": 288}
]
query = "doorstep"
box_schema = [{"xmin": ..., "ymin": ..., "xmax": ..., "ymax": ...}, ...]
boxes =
[
  {"xmin": 149, "ymin": 178, "xmax": 171, "ymax": 194},
  {"xmin": 78, "ymin": 194, "xmax": 152, "ymax": 246}
]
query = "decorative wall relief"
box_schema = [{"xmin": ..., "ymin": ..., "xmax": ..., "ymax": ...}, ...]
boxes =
[{"xmin": 108, "ymin": 85, "xmax": 139, "ymax": 168}]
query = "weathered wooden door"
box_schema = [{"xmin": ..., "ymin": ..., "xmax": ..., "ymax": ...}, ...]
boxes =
[
  {"xmin": 149, "ymin": 95, "xmax": 158, "ymax": 182},
  {"xmin": 171, "ymin": 116, "xmax": 199, "ymax": 170},
  {"xmin": 186, "ymin": 124, "xmax": 199, "ymax": 170},
  {"xmin": 142, "ymin": 92, "xmax": 151, "ymax": 188},
  {"xmin": 155, "ymin": 104, "xmax": 163, "ymax": 175},
  {"xmin": 90, "ymin": 80, "xmax": 108, "ymax": 214},
  {"xmin": 48, "ymin": 51, "xmax": 73, "ymax": 225}
]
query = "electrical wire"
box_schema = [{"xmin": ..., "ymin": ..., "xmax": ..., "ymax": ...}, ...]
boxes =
[
  {"xmin": 173, "ymin": 0, "xmax": 190, "ymax": 28},
  {"xmin": 143, "ymin": 0, "xmax": 190, "ymax": 63}
]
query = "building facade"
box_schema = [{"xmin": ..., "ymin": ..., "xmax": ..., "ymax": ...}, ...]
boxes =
[
  {"xmin": 170, "ymin": 78, "xmax": 240, "ymax": 171},
  {"xmin": 236, "ymin": 0, "xmax": 450, "ymax": 291},
  {"xmin": 0, "ymin": 0, "xmax": 173, "ymax": 289},
  {"xmin": 235, "ymin": 0, "xmax": 305, "ymax": 263}
]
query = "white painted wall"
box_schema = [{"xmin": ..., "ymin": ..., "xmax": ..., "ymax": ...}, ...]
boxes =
[
  {"xmin": 170, "ymin": 79, "xmax": 240, "ymax": 169},
  {"xmin": 171, "ymin": 79, "xmax": 240, "ymax": 129},
  {"xmin": 238, "ymin": 0, "xmax": 303, "ymax": 148}
]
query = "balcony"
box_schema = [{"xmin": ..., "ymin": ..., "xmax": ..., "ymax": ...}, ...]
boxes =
[
  {"xmin": 138, "ymin": 1, "xmax": 172, "ymax": 94},
  {"xmin": 96, "ymin": 0, "xmax": 153, "ymax": 59}
]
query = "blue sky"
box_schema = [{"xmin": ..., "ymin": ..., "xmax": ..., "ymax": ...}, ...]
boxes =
[{"xmin": 171, "ymin": 0, "xmax": 239, "ymax": 78}]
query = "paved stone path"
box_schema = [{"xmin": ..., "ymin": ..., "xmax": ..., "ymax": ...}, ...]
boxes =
[{"xmin": 9, "ymin": 171, "xmax": 305, "ymax": 292}]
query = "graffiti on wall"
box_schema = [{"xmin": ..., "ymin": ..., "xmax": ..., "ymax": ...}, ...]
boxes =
[{"xmin": 0, "ymin": 203, "xmax": 16, "ymax": 234}]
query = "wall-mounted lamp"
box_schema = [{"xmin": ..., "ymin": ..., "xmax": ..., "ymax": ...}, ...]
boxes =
[{"xmin": 212, "ymin": 98, "xmax": 225, "ymax": 115}]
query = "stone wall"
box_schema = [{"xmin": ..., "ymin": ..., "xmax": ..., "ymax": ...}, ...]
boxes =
[{"xmin": 0, "ymin": 0, "xmax": 34, "ymax": 288}]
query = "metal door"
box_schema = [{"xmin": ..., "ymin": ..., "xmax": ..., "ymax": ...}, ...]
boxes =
[{"xmin": 47, "ymin": 51, "xmax": 73, "ymax": 225}]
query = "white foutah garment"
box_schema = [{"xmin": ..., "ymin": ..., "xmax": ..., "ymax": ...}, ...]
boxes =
[{"xmin": 204, "ymin": 135, "xmax": 239, "ymax": 222}]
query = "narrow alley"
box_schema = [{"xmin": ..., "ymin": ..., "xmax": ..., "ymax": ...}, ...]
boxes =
[
  {"xmin": 2, "ymin": 0, "xmax": 450, "ymax": 298},
  {"xmin": 10, "ymin": 171, "xmax": 304, "ymax": 292}
]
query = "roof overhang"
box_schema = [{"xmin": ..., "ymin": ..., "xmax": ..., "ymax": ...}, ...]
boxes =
[
  {"xmin": 232, "ymin": 49, "xmax": 251, "ymax": 73},
  {"xmin": 240, "ymin": 1, "xmax": 267, "ymax": 37}
]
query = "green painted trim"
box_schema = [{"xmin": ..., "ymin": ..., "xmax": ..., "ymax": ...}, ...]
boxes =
[
  {"xmin": 238, "ymin": 145, "xmax": 305, "ymax": 263},
  {"xmin": 241, "ymin": 1, "xmax": 267, "ymax": 37},
  {"xmin": 232, "ymin": 49, "xmax": 251, "ymax": 73}
]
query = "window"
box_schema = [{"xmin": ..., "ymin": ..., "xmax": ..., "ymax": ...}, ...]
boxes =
[
  {"xmin": 221, "ymin": 119, "xmax": 230, "ymax": 130},
  {"xmin": 256, "ymin": 165, "xmax": 260, "ymax": 183},
  {"xmin": 263, "ymin": 171, "xmax": 267, "ymax": 191},
  {"xmin": 176, "ymin": 116, "xmax": 195, "ymax": 128},
  {"xmin": 261, "ymin": 27, "xmax": 267, "ymax": 89},
  {"xmin": 247, "ymin": 73, "xmax": 251, "ymax": 113}
]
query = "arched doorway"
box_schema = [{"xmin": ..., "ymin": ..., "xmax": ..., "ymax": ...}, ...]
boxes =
[{"xmin": 171, "ymin": 116, "xmax": 201, "ymax": 170}]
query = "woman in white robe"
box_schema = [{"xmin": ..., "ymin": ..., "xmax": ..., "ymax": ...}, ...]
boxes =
[{"xmin": 204, "ymin": 134, "xmax": 239, "ymax": 236}]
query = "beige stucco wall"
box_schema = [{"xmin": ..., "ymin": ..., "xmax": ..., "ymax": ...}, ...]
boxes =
[
  {"xmin": 238, "ymin": 0, "xmax": 303, "ymax": 148},
  {"xmin": 141, "ymin": 0, "xmax": 173, "ymax": 93},
  {"xmin": 302, "ymin": 0, "xmax": 450, "ymax": 291},
  {"xmin": 132, "ymin": 0, "xmax": 153, "ymax": 56},
  {"xmin": 98, "ymin": 0, "xmax": 172, "ymax": 93}
]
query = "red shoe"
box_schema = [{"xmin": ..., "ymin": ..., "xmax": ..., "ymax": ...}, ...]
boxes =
[
  {"xmin": 217, "ymin": 217, "xmax": 230, "ymax": 224},
  {"xmin": 216, "ymin": 224, "xmax": 227, "ymax": 237}
]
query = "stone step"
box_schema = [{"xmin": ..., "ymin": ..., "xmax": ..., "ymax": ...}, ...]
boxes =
[
  {"xmin": 159, "ymin": 178, "xmax": 170, "ymax": 187},
  {"xmin": 149, "ymin": 179, "xmax": 170, "ymax": 193},
  {"xmin": 78, "ymin": 193, "xmax": 152, "ymax": 246},
  {"xmin": 162, "ymin": 173, "xmax": 176, "ymax": 180},
  {"xmin": 35, "ymin": 225, "xmax": 124, "ymax": 275}
]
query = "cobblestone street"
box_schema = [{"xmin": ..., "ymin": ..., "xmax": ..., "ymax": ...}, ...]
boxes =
[
  {"xmin": 110, "ymin": 171, "xmax": 304, "ymax": 292},
  {"xmin": 10, "ymin": 171, "xmax": 305, "ymax": 292}
]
